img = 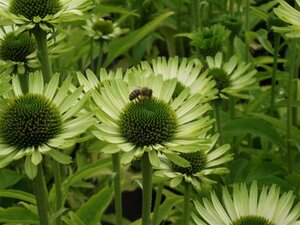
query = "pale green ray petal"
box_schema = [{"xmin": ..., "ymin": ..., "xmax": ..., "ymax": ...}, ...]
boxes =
[
  {"xmin": 210, "ymin": 192, "xmax": 231, "ymax": 224},
  {"xmin": 148, "ymin": 150, "xmax": 160, "ymax": 167},
  {"xmin": 77, "ymin": 71, "xmax": 94, "ymax": 92},
  {"xmin": 44, "ymin": 73, "xmax": 59, "ymax": 100},
  {"xmin": 170, "ymin": 89, "xmax": 189, "ymax": 110},
  {"xmin": 215, "ymin": 52, "xmax": 223, "ymax": 68},
  {"xmin": 175, "ymin": 94, "xmax": 201, "ymax": 118},
  {"xmin": 206, "ymin": 144, "xmax": 230, "ymax": 161},
  {"xmin": 95, "ymin": 124, "xmax": 120, "ymax": 135},
  {"xmin": 101, "ymin": 144, "xmax": 120, "ymax": 154},
  {"xmin": 52, "ymin": 75, "xmax": 72, "ymax": 106},
  {"xmin": 150, "ymin": 75, "xmax": 163, "ymax": 98},
  {"xmin": 28, "ymin": 71, "xmax": 44, "ymax": 94},
  {"xmin": 0, "ymin": 146, "xmax": 16, "ymax": 158},
  {"xmin": 230, "ymin": 62, "xmax": 250, "ymax": 80},
  {"xmin": 47, "ymin": 137, "xmax": 65, "ymax": 148},
  {"xmin": 206, "ymin": 56, "xmax": 215, "ymax": 68},
  {"xmin": 159, "ymin": 78, "xmax": 177, "ymax": 103},
  {"xmin": 249, "ymin": 181, "xmax": 258, "ymax": 215},
  {"xmin": 117, "ymin": 143, "xmax": 135, "ymax": 152},
  {"xmin": 223, "ymin": 56, "xmax": 237, "ymax": 74},
  {"xmin": 262, "ymin": 185, "xmax": 280, "ymax": 221},
  {"xmin": 273, "ymin": 192, "xmax": 295, "ymax": 224},
  {"xmin": 94, "ymin": 109, "xmax": 118, "ymax": 128},
  {"xmin": 223, "ymin": 187, "xmax": 238, "ymax": 221},
  {"xmin": 13, "ymin": 149, "xmax": 26, "ymax": 160},
  {"xmin": 59, "ymin": 86, "xmax": 84, "ymax": 114},
  {"xmin": 31, "ymin": 150, "xmax": 42, "ymax": 165},
  {"xmin": 121, "ymin": 151, "xmax": 134, "ymax": 164},
  {"xmin": 257, "ymin": 186, "xmax": 268, "ymax": 217},
  {"xmin": 38, "ymin": 144, "xmax": 51, "ymax": 153},
  {"xmin": 12, "ymin": 75, "xmax": 23, "ymax": 96},
  {"xmin": 0, "ymin": 152, "xmax": 17, "ymax": 168}
]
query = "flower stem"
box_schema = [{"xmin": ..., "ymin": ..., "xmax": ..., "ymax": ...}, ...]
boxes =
[
  {"xmin": 52, "ymin": 160, "xmax": 62, "ymax": 225},
  {"xmin": 32, "ymin": 163, "xmax": 50, "ymax": 225},
  {"xmin": 141, "ymin": 152, "xmax": 153, "ymax": 225},
  {"xmin": 270, "ymin": 33, "xmax": 280, "ymax": 116},
  {"xmin": 151, "ymin": 182, "xmax": 164, "ymax": 225},
  {"xmin": 286, "ymin": 40, "xmax": 296, "ymax": 174},
  {"xmin": 244, "ymin": 0, "xmax": 250, "ymax": 62},
  {"xmin": 112, "ymin": 152, "xmax": 123, "ymax": 225},
  {"xmin": 33, "ymin": 29, "xmax": 52, "ymax": 83},
  {"xmin": 181, "ymin": 182, "xmax": 191, "ymax": 225},
  {"xmin": 214, "ymin": 100, "xmax": 224, "ymax": 145}
]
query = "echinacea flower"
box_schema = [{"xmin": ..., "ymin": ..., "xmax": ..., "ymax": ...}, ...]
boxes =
[
  {"xmin": 190, "ymin": 24, "xmax": 230, "ymax": 58},
  {"xmin": 91, "ymin": 73, "xmax": 214, "ymax": 165},
  {"xmin": 0, "ymin": 27, "xmax": 38, "ymax": 74},
  {"xmin": 83, "ymin": 16, "xmax": 124, "ymax": 41},
  {"xmin": 192, "ymin": 181, "xmax": 300, "ymax": 225},
  {"xmin": 131, "ymin": 57, "xmax": 217, "ymax": 102},
  {"xmin": 0, "ymin": 71, "xmax": 94, "ymax": 178},
  {"xmin": 0, "ymin": 0, "xmax": 90, "ymax": 32},
  {"xmin": 206, "ymin": 52, "xmax": 257, "ymax": 99},
  {"xmin": 77, "ymin": 68, "xmax": 126, "ymax": 92},
  {"xmin": 273, "ymin": 0, "xmax": 300, "ymax": 38},
  {"xmin": 155, "ymin": 134, "xmax": 231, "ymax": 189}
]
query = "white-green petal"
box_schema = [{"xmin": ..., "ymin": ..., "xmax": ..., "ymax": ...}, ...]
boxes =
[{"xmin": 44, "ymin": 73, "xmax": 59, "ymax": 99}]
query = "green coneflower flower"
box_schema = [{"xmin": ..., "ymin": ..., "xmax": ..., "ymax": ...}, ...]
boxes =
[
  {"xmin": 273, "ymin": 0, "xmax": 300, "ymax": 38},
  {"xmin": 0, "ymin": 27, "xmax": 37, "ymax": 74},
  {"xmin": 192, "ymin": 181, "xmax": 300, "ymax": 225},
  {"xmin": 0, "ymin": 0, "xmax": 90, "ymax": 32},
  {"xmin": 206, "ymin": 53, "xmax": 257, "ymax": 99},
  {"xmin": 91, "ymin": 73, "xmax": 214, "ymax": 165},
  {"xmin": 155, "ymin": 134, "xmax": 231, "ymax": 189},
  {"xmin": 83, "ymin": 16, "xmax": 124, "ymax": 41},
  {"xmin": 221, "ymin": 14, "xmax": 243, "ymax": 37},
  {"xmin": 131, "ymin": 57, "xmax": 217, "ymax": 102},
  {"xmin": 0, "ymin": 71, "xmax": 94, "ymax": 178},
  {"xmin": 77, "ymin": 68, "xmax": 127, "ymax": 92},
  {"xmin": 190, "ymin": 24, "xmax": 230, "ymax": 58}
]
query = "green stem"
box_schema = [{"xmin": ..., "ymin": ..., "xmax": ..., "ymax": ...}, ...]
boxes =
[
  {"xmin": 52, "ymin": 160, "xmax": 62, "ymax": 225},
  {"xmin": 141, "ymin": 152, "xmax": 153, "ymax": 225},
  {"xmin": 33, "ymin": 29, "xmax": 52, "ymax": 83},
  {"xmin": 244, "ymin": 0, "xmax": 250, "ymax": 62},
  {"xmin": 112, "ymin": 152, "xmax": 123, "ymax": 225},
  {"xmin": 270, "ymin": 33, "xmax": 280, "ymax": 116},
  {"xmin": 176, "ymin": 0, "xmax": 184, "ymax": 56},
  {"xmin": 95, "ymin": 42, "xmax": 104, "ymax": 75},
  {"xmin": 287, "ymin": 41, "xmax": 296, "ymax": 174},
  {"xmin": 151, "ymin": 182, "xmax": 164, "ymax": 225},
  {"xmin": 214, "ymin": 100, "xmax": 224, "ymax": 145},
  {"xmin": 90, "ymin": 39, "xmax": 95, "ymax": 71},
  {"xmin": 181, "ymin": 182, "xmax": 191, "ymax": 225},
  {"xmin": 32, "ymin": 163, "xmax": 50, "ymax": 225},
  {"xmin": 229, "ymin": 0, "xmax": 234, "ymax": 14},
  {"xmin": 18, "ymin": 73, "xmax": 28, "ymax": 94}
]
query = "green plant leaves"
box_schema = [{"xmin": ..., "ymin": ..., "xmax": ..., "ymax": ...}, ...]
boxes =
[
  {"xmin": 223, "ymin": 116, "xmax": 285, "ymax": 149},
  {"xmin": 0, "ymin": 207, "xmax": 39, "ymax": 224},
  {"xmin": 76, "ymin": 187, "xmax": 114, "ymax": 225},
  {"xmin": 103, "ymin": 11, "xmax": 174, "ymax": 67}
]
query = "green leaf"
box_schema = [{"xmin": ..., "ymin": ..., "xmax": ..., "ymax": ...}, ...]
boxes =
[
  {"xmin": 155, "ymin": 196, "xmax": 182, "ymax": 225},
  {"xmin": 94, "ymin": 4, "xmax": 139, "ymax": 16},
  {"xmin": 103, "ymin": 11, "xmax": 174, "ymax": 67},
  {"xmin": 76, "ymin": 187, "xmax": 114, "ymax": 225},
  {"xmin": 255, "ymin": 29, "xmax": 274, "ymax": 54},
  {"xmin": 0, "ymin": 207, "xmax": 38, "ymax": 224},
  {"xmin": 63, "ymin": 157, "xmax": 111, "ymax": 188},
  {"xmin": 0, "ymin": 169, "xmax": 22, "ymax": 189},
  {"xmin": 252, "ymin": 113, "xmax": 300, "ymax": 147},
  {"xmin": 0, "ymin": 190, "xmax": 36, "ymax": 204},
  {"xmin": 223, "ymin": 117, "xmax": 285, "ymax": 149}
]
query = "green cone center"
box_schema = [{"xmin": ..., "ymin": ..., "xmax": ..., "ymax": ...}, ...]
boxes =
[
  {"xmin": 231, "ymin": 216, "xmax": 275, "ymax": 225},
  {"xmin": 0, "ymin": 32, "xmax": 36, "ymax": 62},
  {"xmin": 172, "ymin": 151, "xmax": 207, "ymax": 175},
  {"xmin": 0, "ymin": 93, "xmax": 62, "ymax": 149},
  {"xmin": 208, "ymin": 68, "xmax": 230, "ymax": 92},
  {"xmin": 119, "ymin": 98, "xmax": 177, "ymax": 147},
  {"xmin": 9, "ymin": 0, "xmax": 62, "ymax": 20},
  {"xmin": 92, "ymin": 20, "xmax": 114, "ymax": 35}
]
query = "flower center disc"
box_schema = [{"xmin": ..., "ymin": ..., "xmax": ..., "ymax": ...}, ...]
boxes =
[
  {"xmin": 231, "ymin": 216, "xmax": 275, "ymax": 225},
  {"xmin": 92, "ymin": 20, "xmax": 114, "ymax": 35},
  {"xmin": 172, "ymin": 151, "xmax": 207, "ymax": 175},
  {"xmin": 0, "ymin": 32, "xmax": 36, "ymax": 62},
  {"xmin": 9, "ymin": 0, "xmax": 62, "ymax": 20},
  {"xmin": 119, "ymin": 98, "xmax": 177, "ymax": 147},
  {"xmin": 0, "ymin": 93, "xmax": 62, "ymax": 149},
  {"xmin": 208, "ymin": 68, "xmax": 230, "ymax": 92}
]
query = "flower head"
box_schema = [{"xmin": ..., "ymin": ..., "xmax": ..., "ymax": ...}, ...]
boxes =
[
  {"xmin": 83, "ymin": 16, "xmax": 124, "ymax": 41},
  {"xmin": 221, "ymin": 14, "xmax": 243, "ymax": 37},
  {"xmin": 0, "ymin": 27, "xmax": 38, "ymax": 74},
  {"xmin": 0, "ymin": 0, "xmax": 90, "ymax": 32},
  {"xmin": 131, "ymin": 57, "xmax": 217, "ymax": 102},
  {"xmin": 91, "ymin": 73, "xmax": 213, "ymax": 165},
  {"xmin": 192, "ymin": 181, "xmax": 300, "ymax": 225},
  {"xmin": 155, "ymin": 134, "xmax": 231, "ymax": 189},
  {"xmin": 190, "ymin": 24, "xmax": 230, "ymax": 58},
  {"xmin": 206, "ymin": 53, "xmax": 257, "ymax": 99},
  {"xmin": 0, "ymin": 71, "xmax": 94, "ymax": 178}
]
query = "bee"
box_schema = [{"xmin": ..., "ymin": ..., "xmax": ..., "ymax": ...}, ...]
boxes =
[{"xmin": 129, "ymin": 87, "xmax": 153, "ymax": 101}]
